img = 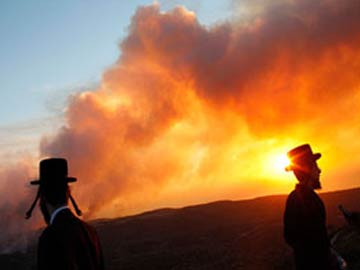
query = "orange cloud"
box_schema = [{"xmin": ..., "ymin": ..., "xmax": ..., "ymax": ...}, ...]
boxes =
[{"xmin": 40, "ymin": 1, "xmax": 360, "ymax": 216}]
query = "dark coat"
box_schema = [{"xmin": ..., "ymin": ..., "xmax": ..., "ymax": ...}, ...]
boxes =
[
  {"xmin": 37, "ymin": 208, "xmax": 104, "ymax": 270},
  {"xmin": 284, "ymin": 184, "xmax": 332, "ymax": 270}
]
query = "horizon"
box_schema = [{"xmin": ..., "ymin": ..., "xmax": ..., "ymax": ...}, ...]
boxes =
[{"xmin": 86, "ymin": 185, "xmax": 360, "ymax": 224}]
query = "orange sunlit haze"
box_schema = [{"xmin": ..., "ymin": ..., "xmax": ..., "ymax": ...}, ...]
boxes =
[{"xmin": 1, "ymin": 0, "xmax": 360, "ymax": 252}]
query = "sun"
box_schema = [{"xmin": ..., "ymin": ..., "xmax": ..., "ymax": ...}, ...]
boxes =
[
  {"xmin": 261, "ymin": 152, "xmax": 291, "ymax": 177},
  {"xmin": 272, "ymin": 154, "xmax": 291, "ymax": 172}
]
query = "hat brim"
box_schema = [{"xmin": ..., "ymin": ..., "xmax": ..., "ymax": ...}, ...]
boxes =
[
  {"xmin": 30, "ymin": 177, "xmax": 77, "ymax": 185},
  {"xmin": 285, "ymin": 153, "xmax": 321, "ymax": 172}
]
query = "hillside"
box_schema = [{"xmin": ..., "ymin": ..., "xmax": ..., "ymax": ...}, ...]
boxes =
[{"xmin": 1, "ymin": 187, "xmax": 359, "ymax": 270}]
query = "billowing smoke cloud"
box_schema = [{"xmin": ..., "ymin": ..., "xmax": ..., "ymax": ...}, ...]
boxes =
[
  {"xmin": 2, "ymin": 0, "xmax": 360, "ymax": 252},
  {"xmin": 39, "ymin": 0, "xmax": 360, "ymax": 214},
  {"xmin": 0, "ymin": 159, "xmax": 41, "ymax": 253}
]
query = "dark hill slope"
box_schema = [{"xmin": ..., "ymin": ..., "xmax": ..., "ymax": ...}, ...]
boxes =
[{"xmin": 95, "ymin": 187, "xmax": 359, "ymax": 270}]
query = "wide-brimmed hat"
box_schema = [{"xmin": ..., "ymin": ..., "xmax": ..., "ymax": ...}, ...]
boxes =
[
  {"xmin": 285, "ymin": 144, "xmax": 321, "ymax": 172},
  {"xmin": 30, "ymin": 158, "xmax": 77, "ymax": 185},
  {"xmin": 25, "ymin": 158, "xmax": 82, "ymax": 219}
]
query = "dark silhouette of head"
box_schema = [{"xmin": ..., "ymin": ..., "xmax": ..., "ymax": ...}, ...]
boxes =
[
  {"xmin": 26, "ymin": 158, "xmax": 82, "ymax": 223},
  {"xmin": 39, "ymin": 181, "xmax": 71, "ymax": 224},
  {"xmin": 285, "ymin": 144, "xmax": 322, "ymax": 189}
]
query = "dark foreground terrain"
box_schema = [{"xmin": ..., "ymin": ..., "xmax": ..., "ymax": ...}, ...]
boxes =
[{"xmin": 1, "ymin": 188, "xmax": 359, "ymax": 270}]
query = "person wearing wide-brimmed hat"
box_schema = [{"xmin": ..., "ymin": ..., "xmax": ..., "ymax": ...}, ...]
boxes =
[
  {"xmin": 283, "ymin": 144, "xmax": 339, "ymax": 270},
  {"xmin": 26, "ymin": 158, "xmax": 104, "ymax": 270}
]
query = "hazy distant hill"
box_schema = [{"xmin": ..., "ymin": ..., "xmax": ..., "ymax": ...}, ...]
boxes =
[{"xmin": 1, "ymin": 187, "xmax": 359, "ymax": 270}]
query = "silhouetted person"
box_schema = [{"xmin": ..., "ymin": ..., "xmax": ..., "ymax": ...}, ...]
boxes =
[
  {"xmin": 284, "ymin": 144, "xmax": 336, "ymax": 270},
  {"xmin": 26, "ymin": 158, "xmax": 104, "ymax": 270}
]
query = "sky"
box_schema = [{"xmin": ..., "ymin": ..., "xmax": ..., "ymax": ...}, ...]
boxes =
[
  {"xmin": 0, "ymin": 0, "xmax": 231, "ymax": 124},
  {"xmin": 1, "ymin": 0, "xmax": 360, "ymax": 253}
]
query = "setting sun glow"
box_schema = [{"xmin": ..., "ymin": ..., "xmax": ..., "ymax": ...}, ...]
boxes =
[{"xmin": 262, "ymin": 152, "xmax": 291, "ymax": 179}]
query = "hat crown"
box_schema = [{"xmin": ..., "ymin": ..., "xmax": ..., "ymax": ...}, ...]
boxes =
[
  {"xmin": 286, "ymin": 144, "xmax": 321, "ymax": 172},
  {"xmin": 287, "ymin": 144, "xmax": 314, "ymax": 159},
  {"xmin": 40, "ymin": 158, "xmax": 68, "ymax": 180}
]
